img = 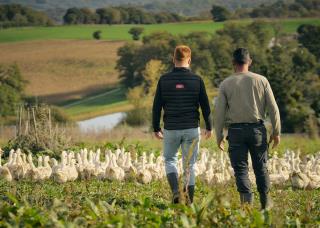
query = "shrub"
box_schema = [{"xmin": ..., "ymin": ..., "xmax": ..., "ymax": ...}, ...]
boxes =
[
  {"xmin": 125, "ymin": 108, "xmax": 150, "ymax": 126},
  {"xmin": 125, "ymin": 86, "xmax": 150, "ymax": 126},
  {"xmin": 93, "ymin": 30, "xmax": 102, "ymax": 40},
  {"xmin": 210, "ymin": 5, "xmax": 230, "ymax": 22},
  {"xmin": 128, "ymin": 27, "xmax": 144, "ymax": 41}
]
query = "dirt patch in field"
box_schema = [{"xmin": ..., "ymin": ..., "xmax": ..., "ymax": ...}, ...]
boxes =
[{"xmin": 0, "ymin": 40, "xmax": 124, "ymax": 104}]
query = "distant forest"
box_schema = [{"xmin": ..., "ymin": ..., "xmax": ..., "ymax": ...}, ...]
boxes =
[
  {"xmin": 63, "ymin": 7, "xmax": 186, "ymax": 25},
  {"xmin": 211, "ymin": 0, "xmax": 320, "ymax": 22},
  {"xmin": 234, "ymin": 0, "xmax": 320, "ymax": 19},
  {"xmin": 0, "ymin": 0, "xmax": 279, "ymax": 23},
  {"xmin": 0, "ymin": 4, "xmax": 53, "ymax": 28},
  {"xmin": 0, "ymin": 0, "xmax": 319, "ymax": 27}
]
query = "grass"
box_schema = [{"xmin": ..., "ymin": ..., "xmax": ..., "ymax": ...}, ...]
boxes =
[
  {"xmin": 0, "ymin": 18, "xmax": 319, "ymax": 43},
  {"xmin": 272, "ymin": 134, "xmax": 320, "ymax": 156}
]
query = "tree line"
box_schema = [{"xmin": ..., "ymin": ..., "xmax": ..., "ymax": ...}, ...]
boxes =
[
  {"xmin": 0, "ymin": 0, "xmax": 278, "ymax": 18},
  {"xmin": 63, "ymin": 6, "xmax": 185, "ymax": 25},
  {"xmin": 211, "ymin": 0, "xmax": 320, "ymax": 22},
  {"xmin": 0, "ymin": 4, "xmax": 53, "ymax": 28},
  {"xmin": 117, "ymin": 22, "xmax": 320, "ymax": 136},
  {"xmin": 1, "ymin": 0, "xmax": 319, "ymax": 28}
]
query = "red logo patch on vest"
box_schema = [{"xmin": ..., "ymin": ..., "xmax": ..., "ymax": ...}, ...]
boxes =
[{"xmin": 176, "ymin": 84, "xmax": 185, "ymax": 89}]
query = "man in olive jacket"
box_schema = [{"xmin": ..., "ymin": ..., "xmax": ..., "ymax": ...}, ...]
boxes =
[{"xmin": 214, "ymin": 48, "xmax": 281, "ymax": 210}]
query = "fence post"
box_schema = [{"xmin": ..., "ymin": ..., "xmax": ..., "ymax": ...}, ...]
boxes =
[{"xmin": 32, "ymin": 107, "xmax": 39, "ymax": 144}]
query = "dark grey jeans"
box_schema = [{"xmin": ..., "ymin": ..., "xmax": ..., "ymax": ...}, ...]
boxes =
[{"xmin": 227, "ymin": 122, "xmax": 270, "ymax": 196}]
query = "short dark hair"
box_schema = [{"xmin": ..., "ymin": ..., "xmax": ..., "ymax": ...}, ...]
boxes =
[{"xmin": 233, "ymin": 48, "xmax": 251, "ymax": 65}]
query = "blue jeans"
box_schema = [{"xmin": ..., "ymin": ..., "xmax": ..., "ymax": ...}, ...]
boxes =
[{"xmin": 163, "ymin": 127, "xmax": 200, "ymax": 186}]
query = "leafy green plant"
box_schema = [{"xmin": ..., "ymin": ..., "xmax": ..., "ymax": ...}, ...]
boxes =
[{"xmin": 93, "ymin": 30, "xmax": 102, "ymax": 40}]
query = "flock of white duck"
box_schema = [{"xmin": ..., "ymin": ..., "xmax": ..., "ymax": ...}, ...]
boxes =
[{"xmin": 0, "ymin": 148, "xmax": 319, "ymax": 189}]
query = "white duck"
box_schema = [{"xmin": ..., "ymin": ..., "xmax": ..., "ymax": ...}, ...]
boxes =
[
  {"xmin": 290, "ymin": 170, "xmax": 310, "ymax": 189},
  {"xmin": 52, "ymin": 151, "xmax": 69, "ymax": 183},
  {"xmin": 67, "ymin": 158, "xmax": 78, "ymax": 181},
  {"xmin": 123, "ymin": 153, "xmax": 137, "ymax": 181},
  {"xmin": 37, "ymin": 156, "xmax": 52, "ymax": 180},
  {"xmin": 105, "ymin": 154, "xmax": 125, "ymax": 181},
  {"xmin": 306, "ymin": 170, "xmax": 320, "ymax": 189},
  {"xmin": 0, "ymin": 149, "xmax": 12, "ymax": 182},
  {"xmin": 270, "ymin": 165, "xmax": 290, "ymax": 185},
  {"xmin": 201, "ymin": 163, "xmax": 214, "ymax": 184},
  {"xmin": 137, "ymin": 156, "xmax": 152, "ymax": 184},
  {"xmin": 9, "ymin": 150, "xmax": 26, "ymax": 180},
  {"xmin": 82, "ymin": 150, "xmax": 96, "ymax": 180},
  {"xmin": 25, "ymin": 153, "xmax": 38, "ymax": 181},
  {"xmin": 76, "ymin": 152, "xmax": 85, "ymax": 179}
]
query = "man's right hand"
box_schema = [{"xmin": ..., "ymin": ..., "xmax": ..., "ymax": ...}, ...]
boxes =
[
  {"xmin": 204, "ymin": 130, "xmax": 213, "ymax": 139},
  {"xmin": 269, "ymin": 135, "xmax": 280, "ymax": 149},
  {"xmin": 154, "ymin": 130, "xmax": 164, "ymax": 140},
  {"xmin": 218, "ymin": 139, "xmax": 226, "ymax": 151}
]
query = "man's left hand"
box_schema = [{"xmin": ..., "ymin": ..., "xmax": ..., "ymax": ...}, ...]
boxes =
[{"xmin": 154, "ymin": 130, "xmax": 164, "ymax": 140}]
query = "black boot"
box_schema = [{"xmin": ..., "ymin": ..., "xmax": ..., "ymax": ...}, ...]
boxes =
[
  {"xmin": 187, "ymin": 185, "xmax": 195, "ymax": 204},
  {"xmin": 260, "ymin": 193, "xmax": 272, "ymax": 210},
  {"xmin": 167, "ymin": 173, "xmax": 179, "ymax": 204},
  {"xmin": 240, "ymin": 193, "xmax": 253, "ymax": 205}
]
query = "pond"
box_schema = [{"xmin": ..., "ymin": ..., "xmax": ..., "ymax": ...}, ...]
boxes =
[{"xmin": 77, "ymin": 112, "xmax": 126, "ymax": 132}]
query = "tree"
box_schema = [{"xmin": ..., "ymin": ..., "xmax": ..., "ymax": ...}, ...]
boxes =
[
  {"xmin": 96, "ymin": 7, "xmax": 121, "ymax": 25},
  {"xmin": 125, "ymin": 86, "xmax": 149, "ymax": 126},
  {"xmin": 261, "ymin": 46, "xmax": 320, "ymax": 133},
  {"xmin": 142, "ymin": 60, "xmax": 165, "ymax": 97},
  {"xmin": 297, "ymin": 24, "xmax": 320, "ymax": 60},
  {"xmin": 117, "ymin": 21, "xmax": 320, "ymax": 134},
  {"xmin": 210, "ymin": 5, "xmax": 230, "ymax": 22},
  {"xmin": 128, "ymin": 27, "xmax": 144, "ymax": 40},
  {"xmin": 127, "ymin": 7, "xmax": 144, "ymax": 24},
  {"xmin": 80, "ymin": 8, "xmax": 98, "ymax": 24},
  {"xmin": 116, "ymin": 43, "xmax": 142, "ymax": 88},
  {"xmin": 0, "ymin": 4, "xmax": 53, "ymax": 28},
  {"xmin": 0, "ymin": 64, "xmax": 26, "ymax": 117},
  {"xmin": 93, "ymin": 30, "xmax": 102, "ymax": 40},
  {"xmin": 63, "ymin": 7, "xmax": 83, "ymax": 24},
  {"xmin": 125, "ymin": 60, "xmax": 165, "ymax": 126}
]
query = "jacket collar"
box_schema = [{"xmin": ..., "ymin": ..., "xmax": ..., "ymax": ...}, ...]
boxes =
[{"xmin": 172, "ymin": 67, "xmax": 191, "ymax": 72}]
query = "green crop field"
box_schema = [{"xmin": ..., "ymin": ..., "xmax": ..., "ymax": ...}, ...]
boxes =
[
  {"xmin": 0, "ymin": 179, "xmax": 319, "ymax": 227},
  {"xmin": 0, "ymin": 18, "xmax": 319, "ymax": 43}
]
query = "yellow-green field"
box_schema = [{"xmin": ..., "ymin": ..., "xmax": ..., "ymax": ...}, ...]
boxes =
[{"xmin": 0, "ymin": 40, "xmax": 123, "ymax": 104}]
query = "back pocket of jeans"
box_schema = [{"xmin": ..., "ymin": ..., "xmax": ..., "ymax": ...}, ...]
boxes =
[{"xmin": 253, "ymin": 127, "xmax": 266, "ymax": 146}]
